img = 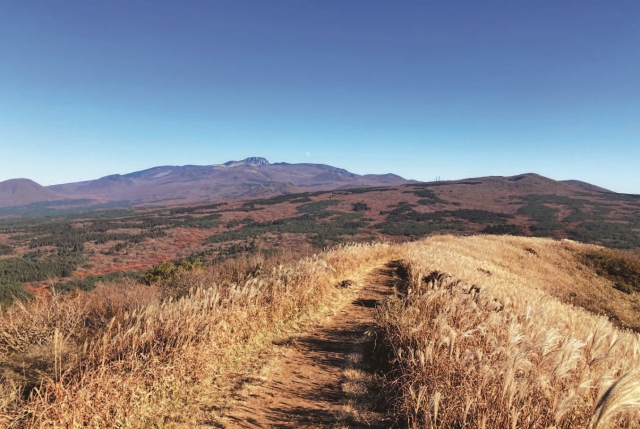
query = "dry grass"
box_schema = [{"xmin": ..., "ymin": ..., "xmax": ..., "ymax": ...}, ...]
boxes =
[
  {"xmin": 3, "ymin": 235, "xmax": 640, "ymax": 428},
  {"xmin": 376, "ymin": 235, "xmax": 640, "ymax": 428},
  {"xmin": 0, "ymin": 243, "xmax": 396, "ymax": 428}
]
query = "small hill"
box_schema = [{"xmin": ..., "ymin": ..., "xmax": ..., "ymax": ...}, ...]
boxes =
[
  {"xmin": 443, "ymin": 173, "xmax": 581, "ymax": 194},
  {"xmin": 0, "ymin": 179, "xmax": 70, "ymax": 208}
]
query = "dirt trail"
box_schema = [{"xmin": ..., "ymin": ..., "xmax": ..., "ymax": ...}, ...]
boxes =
[{"xmin": 219, "ymin": 263, "xmax": 398, "ymax": 429}]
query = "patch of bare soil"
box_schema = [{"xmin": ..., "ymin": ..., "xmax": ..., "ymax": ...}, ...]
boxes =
[{"xmin": 217, "ymin": 266, "xmax": 397, "ymax": 428}]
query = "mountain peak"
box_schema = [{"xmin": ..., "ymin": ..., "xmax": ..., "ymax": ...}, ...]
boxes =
[{"xmin": 224, "ymin": 157, "xmax": 270, "ymax": 167}]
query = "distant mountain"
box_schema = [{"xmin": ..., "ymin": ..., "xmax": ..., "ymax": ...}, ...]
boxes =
[
  {"xmin": 0, "ymin": 160, "xmax": 621, "ymax": 210},
  {"xmin": 223, "ymin": 157, "xmax": 270, "ymax": 167},
  {"xmin": 0, "ymin": 179, "xmax": 74, "ymax": 207},
  {"xmin": 40, "ymin": 157, "xmax": 410, "ymax": 207}
]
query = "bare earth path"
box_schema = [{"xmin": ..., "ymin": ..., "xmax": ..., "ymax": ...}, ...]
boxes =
[{"xmin": 218, "ymin": 264, "xmax": 397, "ymax": 429}]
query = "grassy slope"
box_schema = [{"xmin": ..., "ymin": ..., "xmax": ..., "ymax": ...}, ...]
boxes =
[
  {"xmin": 0, "ymin": 243, "xmax": 398, "ymax": 427},
  {"xmin": 2, "ymin": 236, "xmax": 640, "ymax": 427},
  {"xmin": 377, "ymin": 235, "xmax": 640, "ymax": 428}
]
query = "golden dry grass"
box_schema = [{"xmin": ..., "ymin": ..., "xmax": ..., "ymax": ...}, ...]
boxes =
[
  {"xmin": 3, "ymin": 235, "xmax": 640, "ymax": 428},
  {"xmin": 376, "ymin": 235, "xmax": 640, "ymax": 428},
  {"xmin": 0, "ymin": 243, "xmax": 397, "ymax": 428}
]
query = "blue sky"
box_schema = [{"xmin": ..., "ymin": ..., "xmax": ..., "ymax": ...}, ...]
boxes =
[{"xmin": 1, "ymin": 1, "xmax": 639, "ymax": 193}]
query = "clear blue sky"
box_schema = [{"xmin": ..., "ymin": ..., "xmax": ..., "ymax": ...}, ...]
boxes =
[{"xmin": 1, "ymin": 1, "xmax": 639, "ymax": 193}]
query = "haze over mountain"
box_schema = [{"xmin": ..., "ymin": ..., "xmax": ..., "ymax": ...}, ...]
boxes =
[{"xmin": 0, "ymin": 158, "xmax": 409, "ymax": 208}]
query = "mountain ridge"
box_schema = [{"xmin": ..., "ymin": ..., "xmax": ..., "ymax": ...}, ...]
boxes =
[
  {"xmin": 0, "ymin": 160, "xmax": 629, "ymax": 209},
  {"xmin": 0, "ymin": 158, "xmax": 411, "ymax": 208}
]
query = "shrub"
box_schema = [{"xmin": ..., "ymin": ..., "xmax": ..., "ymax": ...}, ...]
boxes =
[
  {"xmin": 296, "ymin": 200, "xmax": 340, "ymax": 214},
  {"xmin": 0, "ymin": 281, "xmax": 31, "ymax": 306},
  {"xmin": 352, "ymin": 202, "xmax": 370, "ymax": 212},
  {"xmin": 581, "ymin": 249, "xmax": 640, "ymax": 292},
  {"xmin": 614, "ymin": 282, "xmax": 633, "ymax": 294},
  {"xmin": 412, "ymin": 188, "xmax": 448, "ymax": 204},
  {"xmin": 448, "ymin": 209, "xmax": 512, "ymax": 224},
  {"xmin": 482, "ymin": 224, "xmax": 526, "ymax": 235},
  {"xmin": 141, "ymin": 259, "xmax": 203, "ymax": 285}
]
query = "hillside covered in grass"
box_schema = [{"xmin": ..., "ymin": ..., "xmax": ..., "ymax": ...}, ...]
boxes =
[
  {"xmin": 376, "ymin": 236, "xmax": 640, "ymax": 428},
  {"xmin": 2, "ymin": 235, "xmax": 640, "ymax": 427}
]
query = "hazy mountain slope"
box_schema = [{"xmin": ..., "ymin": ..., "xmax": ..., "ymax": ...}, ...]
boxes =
[
  {"xmin": 48, "ymin": 157, "xmax": 411, "ymax": 204},
  {"xmin": 0, "ymin": 179, "xmax": 73, "ymax": 207}
]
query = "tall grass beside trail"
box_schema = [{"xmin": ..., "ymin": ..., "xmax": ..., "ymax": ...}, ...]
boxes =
[
  {"xmin": 0, "ymin": 243, "xmax": 396, "ymax": 428},
  {"xmin": 376, "ymin": 235, "xmax": 640, "ymax": 428}
]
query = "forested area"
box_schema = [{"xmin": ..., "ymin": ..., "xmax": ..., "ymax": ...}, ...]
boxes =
[
  {"xmin": 0, "ymin": 197, "xmax": 372, "ymax": 303},
  {"xmin": 516, "ymin": 194, "xmax": 640, "ymax": 248},
  {"xmin": 0, "ymin": 252, "xmax": 83, "ymax": 304},
  {"xmin": 205, "ymin": 210, "xmax": 368, "ymax": 248}
]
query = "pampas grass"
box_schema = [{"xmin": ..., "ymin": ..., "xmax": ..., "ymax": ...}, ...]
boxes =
[
  {"xmin": 3, "ymin": 234, "xmax": 640, "ymax": 428},
  {"xmin": 0, "ymin": 243, "xmax": 396, "ymax": 428},
  {"xmin": 376, "ymin": 235, "xmax": 640, "ymax": 428}
]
